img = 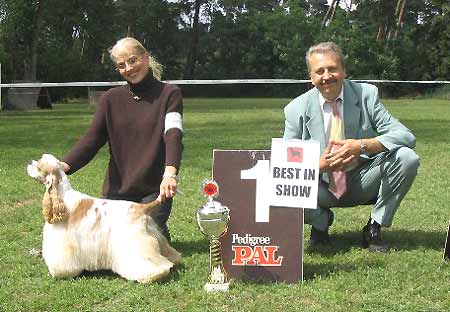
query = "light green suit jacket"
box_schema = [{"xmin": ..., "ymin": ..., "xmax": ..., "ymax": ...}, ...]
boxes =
[{"xmin": 283, "ymin": 80, "xmax": 416, "ymax": 159}]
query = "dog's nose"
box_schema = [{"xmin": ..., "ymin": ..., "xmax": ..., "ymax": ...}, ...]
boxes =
[{"xmin": 26, "ymin": 160, "xmax": 36, "ymax": 174}]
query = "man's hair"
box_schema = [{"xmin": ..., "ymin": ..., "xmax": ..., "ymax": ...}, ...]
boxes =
[
  {"xmin": 109, "ymin": 37, "xmax": 163, "ymax": 81},
  {"xmin": 305, "ymin": 42, "xmax": 345, "ymax": 72}
]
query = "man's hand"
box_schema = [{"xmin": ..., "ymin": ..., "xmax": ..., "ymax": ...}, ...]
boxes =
[
  {"xmin": 320, "ymin": 138, "xmax": 386, "ymax": 173},
  {"xmin": 320, "ymin": 139, "xmax": 360, "ymax": 172}
]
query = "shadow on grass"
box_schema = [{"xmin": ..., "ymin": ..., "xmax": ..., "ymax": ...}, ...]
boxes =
[
  {"xmin": 385, "ymin": 229, "xmax": 446, "ymax": 251},
  {"xmin": 76, "ymin": 263, "xmax": 185, "ymax": 284},
  {"xmin": 306, "ymin": 228, "xmax": 446, "ymax": 256},
  {"xmin": 77, "ymin": 269, "xmax": 121, "ymax": 281},
  {"xmin": 301, "ymin": 229, "xmax": 446, "ymax": 281},
  {"xmin": 303, "ymin": 260, "xmax": 385, "ymax": 281},
  {"xmin": 171, "ymin": 238, "xmax": 209, "ymax": 257}
]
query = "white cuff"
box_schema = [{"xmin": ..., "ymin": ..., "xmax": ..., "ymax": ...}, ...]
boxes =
[{"xmin": 165, "ymin": 112, "xmax": 183, "ymax": 133}]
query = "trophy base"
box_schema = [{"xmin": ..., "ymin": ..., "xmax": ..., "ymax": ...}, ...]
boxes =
[{"xmin": 204, "ymin": 282, "xmax": 230, "ymax": 292}]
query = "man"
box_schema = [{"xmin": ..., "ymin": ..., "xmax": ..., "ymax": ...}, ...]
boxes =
[{"xmin": 283, "ymin": 42, "xmax": 419, "ymax": 252}]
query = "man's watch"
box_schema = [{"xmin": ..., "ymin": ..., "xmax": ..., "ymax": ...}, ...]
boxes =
[{"xmin": 360, "ymin": 139, "xmax": 368, "ymax": 155}]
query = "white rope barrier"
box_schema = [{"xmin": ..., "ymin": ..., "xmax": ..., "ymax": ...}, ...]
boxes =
[
  {"xmin": 352, "ymin": 79, "xmax": 450, "ymax": 84},
  {"xmin": 1, "ymin": 78, "xmax": 450, "ymax": 88},
  {"xmin": 0, "ymin": 81, "xmax": 126, "ymax": 88},
  {"xmin": 1, "ymin": 78, "xmax": 449, "ymax": 109}
]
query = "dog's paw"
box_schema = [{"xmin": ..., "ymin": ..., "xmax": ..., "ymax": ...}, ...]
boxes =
[{"xmin": 28, "ymin": 248, "xmax": 42, "ymax": 258}]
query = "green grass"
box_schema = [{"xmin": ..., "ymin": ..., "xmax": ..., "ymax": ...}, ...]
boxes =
[{"xmin": 0, "ymin": 97, "xmax": 450, "ymax": 311}]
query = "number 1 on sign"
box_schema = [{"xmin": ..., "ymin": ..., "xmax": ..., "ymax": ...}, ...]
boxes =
[{"xmin": 241, "ymin": 160, "xmax": 271, "ymax": 223}]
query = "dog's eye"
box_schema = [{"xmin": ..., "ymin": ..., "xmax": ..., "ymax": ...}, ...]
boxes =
[{"xmin": 36, "ymin": 161, "xmax": 48, "ymax": 173}]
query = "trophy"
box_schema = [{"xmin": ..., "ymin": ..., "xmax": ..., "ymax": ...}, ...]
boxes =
[{"xmin": 196, "ymin": 179, "xmax": 230, "ymax": 292}]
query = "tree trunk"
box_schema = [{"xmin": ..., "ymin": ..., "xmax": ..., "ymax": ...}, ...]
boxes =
[
  {"xmin": 377, "ymin": 23, "xmax": 386, "ymax": 41},
  {"xmin": 184, "ymin": 0, "xmax": 202, "ymax": 79},
  {"xmin": 329, "ymin": 0, "xmax": 340, "ymax": 23},
  {"xmin": 322, "ymin": 0, "xmax": 338, "ymax": 27},
  {"xmin": 393, "ymin": 0, "xmax": 407, "ymax": 40},
  {"xmin": 24, "ymin": 0, "xmax": 44, "ymax": 81},
  {"xmin": 127, "ymin": 25, "xmax": 133, "ymax": 37}
]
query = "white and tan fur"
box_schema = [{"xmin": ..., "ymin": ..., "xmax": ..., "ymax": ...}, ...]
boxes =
[{"xmin": 26, "ymin": 154, "xmax": 181, "ymax": 283}]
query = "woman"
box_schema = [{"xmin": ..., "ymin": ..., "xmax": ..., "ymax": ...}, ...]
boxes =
[{"xmin": 63, "ymin": 37, "xmax": 183, "ymax": 241}]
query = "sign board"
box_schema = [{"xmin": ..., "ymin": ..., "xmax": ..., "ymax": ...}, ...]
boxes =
[
  {"xmin": 213, "ymin": 150, "xmax": 304, "ymax": 283},
  {"xmin": 269, "ymin": 138, "xmax": 320, "ymax": 208}
]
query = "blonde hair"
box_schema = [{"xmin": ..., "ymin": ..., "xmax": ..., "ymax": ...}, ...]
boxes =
[{"xmin": 109, "ymin": 37, "xmax": 163, "ymax": 81}]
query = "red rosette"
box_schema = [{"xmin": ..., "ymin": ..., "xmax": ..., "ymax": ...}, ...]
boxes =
[{"xmin": 202, "ymin": 179, "xmax": 219, "ymax": 198}]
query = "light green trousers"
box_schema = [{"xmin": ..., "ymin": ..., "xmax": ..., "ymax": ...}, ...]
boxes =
[{"xmin": 305, "ymin": 147, "xmax": 420, "ymax": 231}]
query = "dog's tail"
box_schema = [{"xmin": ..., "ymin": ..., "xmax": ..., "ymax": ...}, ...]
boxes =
[
  {"xmin": 130, "ymin": 195, "xmax": 163, "ymax": 217},
  {"xmin": 141, "ymin": 196, "xmax": 162, "ymax": 215}
]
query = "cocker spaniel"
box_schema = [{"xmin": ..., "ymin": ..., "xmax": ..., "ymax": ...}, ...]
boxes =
[{"xmin": 26, "ymin": 154, "xmax": 181, "ymax": 283}]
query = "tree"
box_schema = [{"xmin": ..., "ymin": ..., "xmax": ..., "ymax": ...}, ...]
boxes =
[
  {"xmin": 0, "ymin": 0, "xmax": 45, "ymax": 80},
  {"xmin": 259, "ymin": 2, "xmax": 316, "ymax": 79},
  {"xmin": 412, "ymin": 0, "xmax": 450, "ymax": 80},
  {"xmin": 114, "ymin": 0, "xmax": 185, "ymax": 79},
  {"xmin": 1, "ymin": 0, "xmax": 448, "ymax": 99},
  {"xmin": 183, "ymin": 0, "xmax": 205, "ymax": 79}
]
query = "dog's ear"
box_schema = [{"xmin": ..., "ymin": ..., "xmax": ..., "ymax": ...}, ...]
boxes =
[
  {"xmin": 60, "ymin": 162, "xmax": 70, "ymax": 173},
  {"xmin": 42, "ymin": 172, "xmax": 67, "ymax": 224},
  {"xmin": 44, "ymin": 174, "xmax": 55, "ymax": 191}
]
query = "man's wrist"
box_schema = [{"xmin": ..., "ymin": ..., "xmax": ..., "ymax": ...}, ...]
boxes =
[{"xmin": 360, "ymin": 139, "xmax": 368, "ymax": 155}]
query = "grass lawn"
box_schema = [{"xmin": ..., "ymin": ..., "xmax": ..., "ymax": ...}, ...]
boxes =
[{"xmin": 0, "ymin": 97, "xmax": 449, "ymax": 311}]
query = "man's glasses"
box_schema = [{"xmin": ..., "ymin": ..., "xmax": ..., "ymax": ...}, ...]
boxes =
[{"xmin": 115, "ymin": 55, "xmax": 142, "ymax": 71}]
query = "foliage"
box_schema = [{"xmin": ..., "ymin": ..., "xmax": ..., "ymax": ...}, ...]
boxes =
[
  {"xmin": 416, "ymin": 0, "xmax": 450, "ymax": 80},
  {"xmin": 259, "ymin": 3, "xmax": 316, "ymax": 79},
  {"xmin": 0, "ymin": 97, "xmax": 450, "ymax": 311},
  {"xmin": 0, "ymin": 0, "xmax": 449, "ymax": 98}
]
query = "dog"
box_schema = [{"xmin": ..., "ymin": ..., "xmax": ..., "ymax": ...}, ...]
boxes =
[{"xmin": 26, "ymin": 154, "xmax": 181, "ymax": 283}]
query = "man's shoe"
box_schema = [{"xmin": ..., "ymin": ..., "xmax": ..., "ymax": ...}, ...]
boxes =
[
  {"xmin": 362, "ymin": 222, "xmax": 389, "ymax": 252},
  {"xmin": 309, "ymin": 210, "xmax": 334, "ymax": 246},
  {"xmin": 309, "ymin": 226, "xmax": 330, "ymax": 246}
]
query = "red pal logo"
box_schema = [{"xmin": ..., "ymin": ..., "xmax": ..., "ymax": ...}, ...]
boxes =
[
  {"xmin": 287, "ymin": 147, "xmax": 303, "ymax": 163},
  {"xmin": 231, "ymin": 245, "xmax": 283, "ymax": 266}
]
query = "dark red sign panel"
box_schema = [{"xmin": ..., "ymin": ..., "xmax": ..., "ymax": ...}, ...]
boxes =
[{"xmin": 213, "ymin": 150, "xmax": 303, "ymax": 283}]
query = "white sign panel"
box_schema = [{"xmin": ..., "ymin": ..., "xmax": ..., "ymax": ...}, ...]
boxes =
[{"xmin": 269, "ymin": 138, "xmax": 320, "ymax": 209}]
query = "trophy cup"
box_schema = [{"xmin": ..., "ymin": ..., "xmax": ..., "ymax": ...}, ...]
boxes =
[{"xmin": 196, "ymin": 179, "xmax": 230, "ymax": 292}]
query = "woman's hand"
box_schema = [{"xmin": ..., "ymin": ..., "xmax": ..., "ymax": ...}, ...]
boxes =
[
  {"xmin": 160, "ymin": 165, "xmax": 178, "ymax": 201},
  {"xmin": 160, "ymin": 176, "xmax": 177, "ymax": 201}
]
